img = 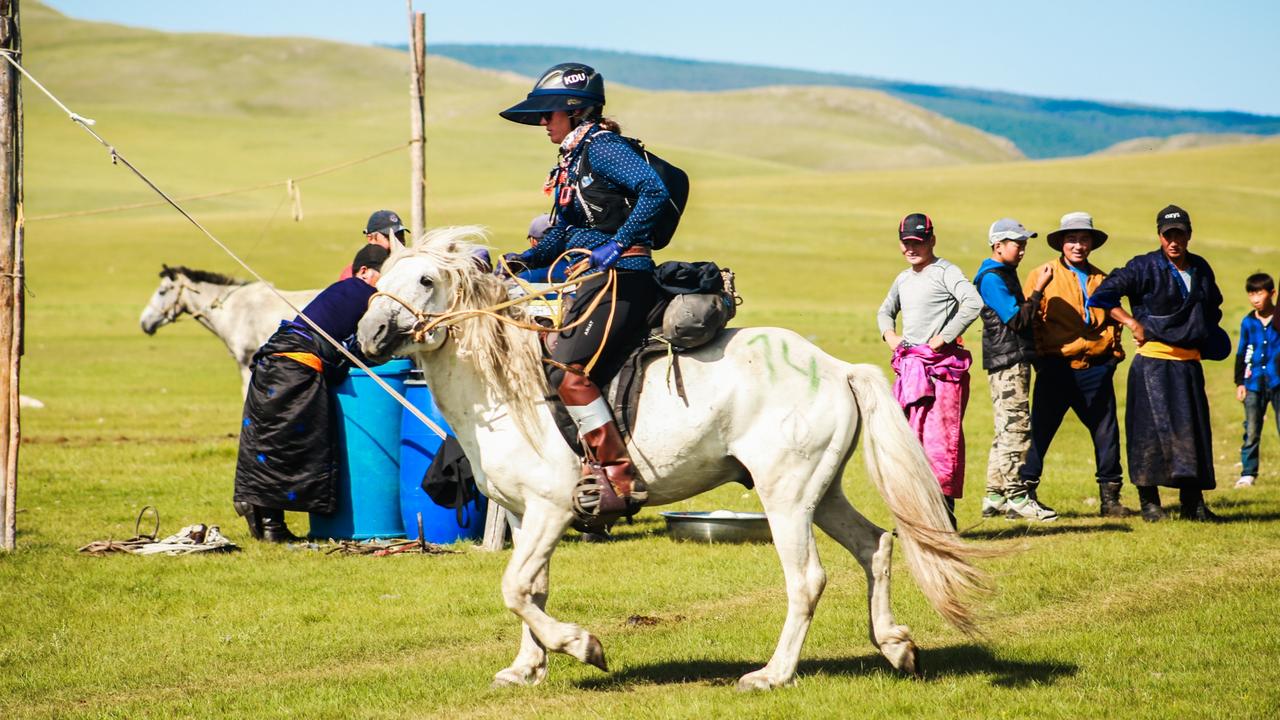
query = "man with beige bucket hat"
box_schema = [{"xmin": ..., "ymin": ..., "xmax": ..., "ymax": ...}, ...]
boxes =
[{"xmin": 1018, "ymin": 212, "xmax": 1136, "ymax": 517}]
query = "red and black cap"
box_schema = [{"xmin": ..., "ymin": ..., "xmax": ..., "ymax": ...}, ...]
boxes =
[
  {"xmin": 1157, "ymin": 204, "xmax": 1192, "ymax": 235},
  {"xmin": 499, "ymin": 63, "xmax": 606, "ymax": 125},
  {"xmin": 898, "ymin": 212, "xmax": 934, "ymax": 242}
]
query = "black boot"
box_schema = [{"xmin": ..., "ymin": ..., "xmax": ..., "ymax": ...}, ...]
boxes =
[
  {"xmin": 1099, "ymin": 482, "xmax": 1136, "ymax": 518},
  {"xmin": 258, "ymin": 507, "xmax": 303, "ymax": 543},
  {"xmin": 1179, "ymin": 486, "xmax": 1222, "ymax": 523},
  {"xmin": 1138, "ymin": 486, "xmax": 1165, "ymax": 523},
  {"xmin": 234, "ymin": 501, "xmax": 264, "ymax": 540},
  {"xmin": 943, "ymin": 496, "xmax": 958, "ymax": 531}
]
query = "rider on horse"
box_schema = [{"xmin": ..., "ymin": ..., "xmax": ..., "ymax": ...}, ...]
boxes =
[{"xmin": 499, "ymin": 63, "xmax": 672, "ymax": 520}]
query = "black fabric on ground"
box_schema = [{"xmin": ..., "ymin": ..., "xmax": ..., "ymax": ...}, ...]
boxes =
[
  {"xmin": 1125, "ymin": 354, "xmax": 1216, "ymax": 489},
  {"xmin": 233, "ymin": 329, "xmax": 340, "ymax": 514}
]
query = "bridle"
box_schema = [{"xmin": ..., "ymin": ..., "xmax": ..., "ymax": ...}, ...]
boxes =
[
  {"xmin": 157, "ymin": 275, "xmax": 245, "ymax": 328},
  {"xmin": 366, "ymin": 251, "xmax": 619, "ymax": 374}
]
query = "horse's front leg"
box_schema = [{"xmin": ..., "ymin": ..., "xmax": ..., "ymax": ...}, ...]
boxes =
[{"xmin": 492, "ymin": 499, "xmax": 606, "ymax": 687}]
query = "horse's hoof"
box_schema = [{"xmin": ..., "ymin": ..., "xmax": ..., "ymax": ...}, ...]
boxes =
[
  {"xmin": 883, "ymin": 638, "xmax": 920, "ymax": 679},
  {"xmin": 491, "ymin": 665, "xmax": 546, "ymax": 688},
  {"xmin": 583, "ymin": 634, "xmax": 608, "ymax": 672},
  {"xmin": 735, "ymin": 669, "xmax": 792, "ymax": 691}
]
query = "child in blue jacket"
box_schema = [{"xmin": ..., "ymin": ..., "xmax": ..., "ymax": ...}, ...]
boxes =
[{"xmin": 1236, "ymin": 272, "xmax": 1280, "ymax": 487}]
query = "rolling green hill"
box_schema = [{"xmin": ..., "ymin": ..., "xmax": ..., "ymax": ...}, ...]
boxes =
[
  {"xmin": 429, "ymin": 44, "xmax": 1280, "ymax": 159},
  {"xmin": 1094, "ymin": 132, "xmax": 1269, "ymax": 156}
]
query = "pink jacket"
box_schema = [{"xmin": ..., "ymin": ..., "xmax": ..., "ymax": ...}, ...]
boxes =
[{"xmin": 891, "ymin": 343, "xmax": 972, "ymax": 497}]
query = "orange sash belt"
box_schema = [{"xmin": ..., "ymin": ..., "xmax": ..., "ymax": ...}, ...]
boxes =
[
  {"xmin": 272, "ymin": 351, "xmax": 323, "ymax": 373},
  {"xmin": 1136, "ymin": 341, "xmax": 1200, "ymax": 361}
]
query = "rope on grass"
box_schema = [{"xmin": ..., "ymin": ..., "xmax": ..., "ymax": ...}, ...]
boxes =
[{"xmin": 2, "ymin": 50, "xmax": 450, "ymax": 440}]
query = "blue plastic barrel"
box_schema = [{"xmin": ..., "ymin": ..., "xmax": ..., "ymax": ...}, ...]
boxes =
[
  {"xmin": 399, "ymin": 379, "xmax": 487, "ymax": 543},
  {"xmin": 308, "ymin": 358, "xmax": 414, "ymax": 540}
]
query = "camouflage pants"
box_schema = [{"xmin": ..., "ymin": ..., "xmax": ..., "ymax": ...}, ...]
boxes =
[{"xmin": 986, "ymin": 362, "xmax": 1031, "ymax": 496}]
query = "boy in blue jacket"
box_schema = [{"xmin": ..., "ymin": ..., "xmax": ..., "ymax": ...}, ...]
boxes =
[{"xmin": 1236, "ymin": 272, "xmax": 1280, "ymax": 488}]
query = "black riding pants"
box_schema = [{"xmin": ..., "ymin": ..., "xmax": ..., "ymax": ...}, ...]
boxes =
[{"xmin": 551, "ymin": 270, "xmax": 661, "ymax": 386}]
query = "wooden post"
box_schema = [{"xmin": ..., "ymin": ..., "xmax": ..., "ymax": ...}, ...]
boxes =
[
  {"xmin": 0, "ymin": 0, "xmax": 22, "ymax": 552},
  {"xmin": 407, "ymin": 4, "xmax": 426, "ymax": 239},
  {"xmin": 481, "ymin": 503, "xmax": 508, "ymax": 552}
]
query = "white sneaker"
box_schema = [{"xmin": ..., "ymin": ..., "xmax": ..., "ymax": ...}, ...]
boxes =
[
  {"xmin": 1235, "ymin": 475, "xmax": 1256, "ymax": 488},
  {"xmin": 981, "ymin": 492, "xmax": 1008, "ymax": 518},
  {"xmin": 1005, "ymin": 495, "xmax": 1058, "ymax": 522}
]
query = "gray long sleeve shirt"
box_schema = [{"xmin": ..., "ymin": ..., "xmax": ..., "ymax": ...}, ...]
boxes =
[{"xmin": 877, "ymin": 258, "xmax": 983, "ymax": 345}]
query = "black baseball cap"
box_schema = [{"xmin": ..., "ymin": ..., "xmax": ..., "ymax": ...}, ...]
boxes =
[
  {"xmin": 898, "ymin": 212, "xmax": 934, "ymax": 242},
  {"xmin": 1157, "ymin": 205, "xmax": 1192, "ymax": 235},
  {"xmin": 352, "ymin": 244, "xmax": 390, "ymax": 274},
  {"xmin": 363, "ymin": 209, "xmax": 407, "ymax": 238}
]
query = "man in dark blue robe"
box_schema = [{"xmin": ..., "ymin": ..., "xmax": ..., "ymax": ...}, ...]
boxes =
[{"xmin": 1089, "ymin": 205, "xmax": 1231, "ymax": 522}]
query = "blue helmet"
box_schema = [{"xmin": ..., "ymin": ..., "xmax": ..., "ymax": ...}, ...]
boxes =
[{"xmin": 499, "ymin": 63, "xmax": 605, "ymax": 125}]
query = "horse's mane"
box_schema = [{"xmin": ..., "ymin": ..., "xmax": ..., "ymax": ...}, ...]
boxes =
[
  {"xmin": 160, "ymin": 265, "xmax": 248, "ymax": 286},
  {"xmin": 389, "ymin": 227, "xmax": 547, "ymax": 436}
]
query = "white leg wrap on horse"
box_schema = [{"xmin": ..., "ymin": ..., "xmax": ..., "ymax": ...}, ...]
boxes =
[{"xmin": 566, "ymin": 396, "xmax": 612, "ymax": 435}]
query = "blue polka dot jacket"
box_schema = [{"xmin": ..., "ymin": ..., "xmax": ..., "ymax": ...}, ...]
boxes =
[{"xmin": 519, "ymin": 124, "xmax": 669, "ymax": 274}]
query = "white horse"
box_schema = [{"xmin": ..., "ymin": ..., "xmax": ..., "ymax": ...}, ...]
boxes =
[
  {"xmin": 139, "ymin": 265, "xmax": 320, "ymax": 396},
  {"xmin": 358, "ymin": 227, "xmax": 989, "ymax": 690}
]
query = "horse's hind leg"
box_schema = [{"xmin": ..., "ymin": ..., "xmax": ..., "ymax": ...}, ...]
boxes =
[
  {"xmin": 813, "ymin": 483, "xmax": 919, "ymax": 677},
  {"xmin": 492, "ymin": 499, "xmax": 606, "ymax": 687},
  {"xmin": 736, "ymin": 479, "xmax": 828, "ymax": 691}
]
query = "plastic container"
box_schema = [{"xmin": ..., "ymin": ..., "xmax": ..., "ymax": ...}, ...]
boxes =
[
  {"xmin": 399, "ymin": 379, "xmax": 487, "ymax": 543},
  {"xmin": 308, "ymin": 358, "xmax": 414, "ymax": 540}
]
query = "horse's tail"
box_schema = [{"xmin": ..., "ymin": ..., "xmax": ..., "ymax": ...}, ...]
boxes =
[{"xmin": 846, "ymin": 363, "xmax": 991, "ymax": 635}]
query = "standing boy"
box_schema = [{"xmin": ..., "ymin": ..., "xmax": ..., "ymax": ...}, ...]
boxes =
[
  {"xmin": 1234, "ymin": 273, "xmax": 1279, "ymax": 488},
  {"xmin": 878, "ymin": 213, "xmax": 983, "ymax": 522},
  {"xmin": 972, "ymin": 219, "xmax": 1056, "ymax": 520}
]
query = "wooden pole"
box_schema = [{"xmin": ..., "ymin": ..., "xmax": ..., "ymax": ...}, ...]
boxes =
[
  {"xmin": 407, "ymin": 4, "xmax": 426, "ymax": 239},
  {"xmin": 0, "ymin": 0, "xmax": 22, "ymax": 552},
  {"xmin": 482, "ymin": 503, "xmax": 508, "ymax": 552}
]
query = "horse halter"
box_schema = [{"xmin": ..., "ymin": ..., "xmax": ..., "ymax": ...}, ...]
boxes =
[
  {"xmin": 161, "ymin": 275, "xmax": 241, "ymax": 326},
  {"xmin": 367, "ymin": 289, "xmax": 460, "ymax": 344}
]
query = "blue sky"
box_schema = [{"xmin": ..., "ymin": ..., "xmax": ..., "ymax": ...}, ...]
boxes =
[{"xmin": 43, "ymin": 0, "xmax": 1280, "ymax": 115}]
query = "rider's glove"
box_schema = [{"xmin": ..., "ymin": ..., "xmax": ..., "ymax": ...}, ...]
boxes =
[
  {"xmin": 588, "ymin": 242, "xmax": 624, "ymax": 271},
  {"xmin": 498, "ymin": 251, "xmax": 529, "ymax": 278}
]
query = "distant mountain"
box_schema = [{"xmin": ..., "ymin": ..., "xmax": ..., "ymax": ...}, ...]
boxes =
[{"xmin": 426, "ymin": 44, "xmax": 1280, "ymax": 159}]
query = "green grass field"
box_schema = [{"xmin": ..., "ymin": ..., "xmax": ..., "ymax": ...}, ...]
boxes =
[{"xmin": 4, "ymin": 4, "xmax": 1280, "ymax": 718}]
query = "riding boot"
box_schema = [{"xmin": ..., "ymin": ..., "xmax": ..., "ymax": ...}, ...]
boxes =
[
  {"xmin": 1099, "ymin": 481, "xmax": 1136, "ymax": 518},
  {"xmin": 558, "ymin": 365, "xmax": 648, "ymax": 524},
  {"xmin": 1137, "ymin": 485, "xmax": 1165, "ymax": 523},
  {"xmin": 234, "ymin": 500, "xmax": 264, "ymax": 540},
  {"xmin": 1178, "ymin": 486, "xmax": 1221, "ymax": 523},
  {"xmin": 259, "ymin": 507, "xmax": 303, "ymax": 543},
  {"xmin": 942, "ymin": 496, "xmax": 957, "ymax": 530},
  {"xmin": 582, "ymin": 419, "xmax": 649, "ymax": 507}
]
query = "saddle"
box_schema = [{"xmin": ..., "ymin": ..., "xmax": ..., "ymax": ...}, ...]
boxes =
[{"xmin": 541, "ymin": 333, "xmax": 686, "ymax": 460}]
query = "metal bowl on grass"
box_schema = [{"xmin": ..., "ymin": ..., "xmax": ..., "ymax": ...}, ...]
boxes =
[{"xmin": 660, "ymin": 511, "xmax": 772, "ymax": 544}]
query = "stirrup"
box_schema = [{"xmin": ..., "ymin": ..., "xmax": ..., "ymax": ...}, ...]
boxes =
[{"xmin": 572, "ymin": 463, "xmax": 645, "ymax": 533}]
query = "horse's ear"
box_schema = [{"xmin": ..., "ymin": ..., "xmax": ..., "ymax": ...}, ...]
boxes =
[{"xmin": 160, "ymin": 264, "xmax": 171, "ymax": 277}]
